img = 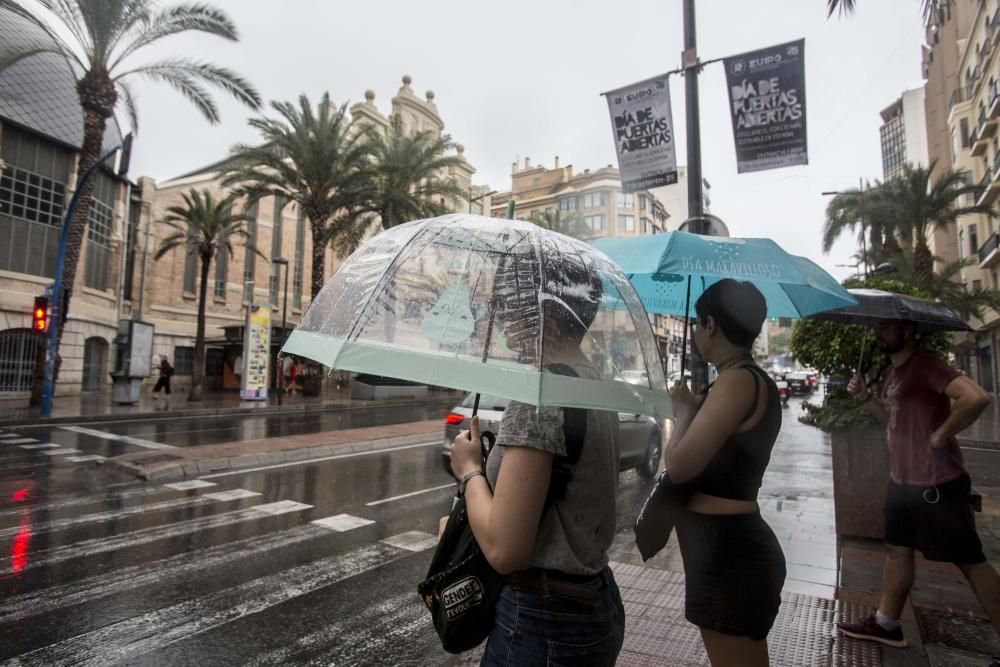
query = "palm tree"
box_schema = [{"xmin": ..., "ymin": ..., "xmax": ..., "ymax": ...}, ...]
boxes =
[
  {"xmin": 1, "ymin": 0, "xmax": 260, "ymax": 398},
  {"xmin": 331, "ymin": 114, "xmax": 466, "ymax": 256},
  {"xmin": 883, "ymin": 162, "xmax": 996, "ymax": 291},
  {"xmin": 154, "ymin": 189, "xmax": 257, "ymax": 402},
  {"xmin": 822, "ymin": 181, "xmax": 902, "ymax": 267},
  {"xmin": 826, "ymin": 0, "xmax": 941, "ymax": 22},
  {"xmin": 223, "ymin": 93, "xmax": 370, "ymax": 300},
  {"xmin": 528, "ymin": 208, "xmax": 591, "ymax": 240}
]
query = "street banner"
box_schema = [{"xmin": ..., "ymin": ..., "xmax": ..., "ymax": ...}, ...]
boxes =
[
  {"xmin": 604, "ymin": 75, "xmax": 678, "ymax": 193},
  {"xmin": 724, "ymin": 39, "xmax": 808, "ymax": 173},
  {"xmin": 241, "ymin": 304, "xmax": 271, "ymax": 401}
]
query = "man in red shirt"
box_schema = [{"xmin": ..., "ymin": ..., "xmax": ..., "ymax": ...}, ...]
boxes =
[{"xmin": 837, "ymin": 319, "xmax": 999, "ymax": 656}]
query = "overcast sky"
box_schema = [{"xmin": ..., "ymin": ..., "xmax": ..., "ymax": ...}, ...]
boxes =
[{"xmin": 126, "ymin": 0, "xmax": 926, "ymax": 281}]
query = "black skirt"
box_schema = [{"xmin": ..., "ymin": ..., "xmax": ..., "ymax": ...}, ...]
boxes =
[{"xmin": 676, "ymin": 508, "xmax": 786, "ymax": 641}]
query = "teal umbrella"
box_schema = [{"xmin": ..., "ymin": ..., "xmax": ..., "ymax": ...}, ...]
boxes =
[
  {"xmin": 282, "ymin": 214, "xmax": 670, "ymax": 419},
  {"xmin": 591, "ymin": 231, "xmax": 857, "ymax": 374},
  {"xmin": 591, "ymin": 232, "xmax": 857, "ymax": 319}
]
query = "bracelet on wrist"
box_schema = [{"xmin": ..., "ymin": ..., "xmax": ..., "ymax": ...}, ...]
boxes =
[{"xmin": 458, "ymin": 469, "xmax": 485, "ymax": 496}]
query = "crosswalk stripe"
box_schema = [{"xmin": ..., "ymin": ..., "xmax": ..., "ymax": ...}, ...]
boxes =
[
  {"xmin": 59, "ymin": 425, "xmax": 177, "ymax": 450},
  {"xmin": 0, "ymin": 486, "xmax": 162, "ymax": 521},
  {"xmin": 0, "ymin": 494, "xmax": 227, "ymax": 539},
  {"xmin": 43, "ymin": 448, "xmax": 82, "ymax": 456},
  {"xmin": 246, "ymin": 592, "xmax": 431, "ymax": 667},
  {"xmin": 311, "ymin": 514, "xmax": 375, "ymax": 532},
  {"xmin": 380, "ymin": 530, "xmax": 438, "ymax": 552},
  {"xmin": 8, "ymin": 540, "xmax": 421, "ymax": 666},
  {"xmin": 163, "ymin": 480, "xmax": 216, "ymax": 491},
  {"xmin": 1, "ymin": 438, "xmax": 39, "ymax": 444},
  {"xmin": 0, "ymin": 523, "xmax": 329, "ymax": 625},
  {"xmin": 203, "ymin": 489, "xmax": 259, "ymax": 502},
  {"xmin": 0, "ymin": 504, "xmax": 309, "ymax": 576},
  {"xmin": 64, "ymin": 455, "xmax": 106, "ymax": 463},
  {"xmin": 18, "ymin": 443, "xmax": 60, "ymax": 450}
]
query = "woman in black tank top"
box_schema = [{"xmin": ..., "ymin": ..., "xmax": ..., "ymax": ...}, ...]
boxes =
[{"xmin": 662, "ymin": 279, "xmax": 786, "ymax": 667}]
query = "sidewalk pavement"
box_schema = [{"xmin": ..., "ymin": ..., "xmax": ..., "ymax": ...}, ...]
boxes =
[{"xmin": 0, "ymin": 385, "xmax": 464, "ymax": 428}]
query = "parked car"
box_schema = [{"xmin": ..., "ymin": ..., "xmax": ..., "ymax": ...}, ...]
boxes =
[
  {"xmin": 785, "ymin": 371, "xmax": 816, "ymax": 396},
  {"xmin": 441, "ymin": 392, "xmax": 663, "ymax": 480}
]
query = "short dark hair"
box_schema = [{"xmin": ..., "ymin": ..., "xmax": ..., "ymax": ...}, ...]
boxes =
[{"xmin": 694, "ymin": 279, "xmax": 766, "ymax": 349}]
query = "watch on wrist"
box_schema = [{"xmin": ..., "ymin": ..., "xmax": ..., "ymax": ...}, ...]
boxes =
[{"xmin": 459, "ymin": 469, "xmax": 485, "ymax": 495}]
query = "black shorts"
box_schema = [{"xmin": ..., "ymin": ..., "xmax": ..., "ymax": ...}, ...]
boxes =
[
  {"xmin": 884, "ymin": 474, "xmax": 986, "ymax": 564},
  {"xmin": 676, "ymin": 509, "xmax": 786, "ymax": 641}
]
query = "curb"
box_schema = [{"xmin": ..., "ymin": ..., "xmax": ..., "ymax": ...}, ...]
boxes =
[
  {"xmin": 100, "ymin": 431, "xmax": 443, "ymax": 481},
  {"xmin": 0, "ymin": 394, "xmax": 462, "ymax": 429},
  {"xmin": 957, "ymin": 436, "xmax": 1000, "ymax": 451}
]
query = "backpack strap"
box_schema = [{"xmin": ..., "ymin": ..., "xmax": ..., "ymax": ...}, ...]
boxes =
[{"xmin": 543, "ymin": 363, "xmax": 588, "ymax": 508}]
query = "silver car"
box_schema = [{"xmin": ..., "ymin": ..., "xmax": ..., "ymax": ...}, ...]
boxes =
[{"xmin": 441, "ymin": 392, "xmax": 663, "ymax": 480}]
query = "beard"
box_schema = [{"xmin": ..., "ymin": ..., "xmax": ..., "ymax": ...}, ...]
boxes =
[{"xmin": 875, "ymin": 337, "xmax": 905, "ymax": 354}]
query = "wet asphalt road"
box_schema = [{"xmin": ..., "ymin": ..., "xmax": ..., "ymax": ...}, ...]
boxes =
[{"xmin": 0, "ymin": 395, "xmax": 835, "ymax": 665}]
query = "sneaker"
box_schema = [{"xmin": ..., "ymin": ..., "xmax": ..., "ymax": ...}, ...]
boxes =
[{"xmin": 837, "ymin": 613, "xmax": 908, "ymax": 648}]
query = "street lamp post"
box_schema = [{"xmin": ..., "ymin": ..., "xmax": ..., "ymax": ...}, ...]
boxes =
[
  {"xmin": 822, "ymin": 177, "xmax": 869, "ymax": 279},
  {"xmin": 272, "ymin": 258, "xmax": 289, "ymax": 406},
  {"xmin": 468, "ymin": 189, "xmax": 497, "ymax": 214}
]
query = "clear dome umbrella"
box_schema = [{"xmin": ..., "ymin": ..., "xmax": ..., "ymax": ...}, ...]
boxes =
[{"xmin": 281, "ymin": 214, "xmax": 670, "ymax": 420}]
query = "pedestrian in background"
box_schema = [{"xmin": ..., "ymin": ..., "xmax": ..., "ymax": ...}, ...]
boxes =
[
  {"xmin": 661, "ymin": 279, "xmax": 785, "ymax": 667},
  {"xmin": 838, "ymin": 319, "xmax": 1000, "ymax": 657},
  {"xmin": 152, "ymin": 357, "xmax": 173, "ymax": 401}
]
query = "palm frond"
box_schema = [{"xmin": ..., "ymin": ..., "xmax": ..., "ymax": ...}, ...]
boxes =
[
  {"xmin": 116, "ymin": 78, "xmax": 139, "ymax": 133},
  {"xmin": 110, "ymin": 2, "xmax": 237, "ymax": 68}
]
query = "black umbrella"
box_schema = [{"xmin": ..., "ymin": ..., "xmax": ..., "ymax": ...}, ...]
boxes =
[{"xmin": 809, "ymin": 288, "xmax": 971, "ymax": 332}]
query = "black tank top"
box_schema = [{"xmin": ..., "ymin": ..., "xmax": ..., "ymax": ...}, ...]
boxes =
[{"xmin": 691, "ymin": 365, "xmax": 782, "ymax": 501}]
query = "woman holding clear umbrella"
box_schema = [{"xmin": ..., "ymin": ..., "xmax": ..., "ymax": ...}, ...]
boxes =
[
  {"xmin": 664, "ymin": 279, "xmax": 786, "ymax": 667},
  {"xmin": 448, "ymin": 256, "xmax": 626, "ymax": 666}
]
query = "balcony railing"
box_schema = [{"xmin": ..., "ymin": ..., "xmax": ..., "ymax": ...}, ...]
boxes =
[
  {"xmin": 951, "ymin": 86, "xmax": 974, "ymax": 109},
  {"xmin": 979, "ymin": 231, "xmax": 999, "ymax": 265}
]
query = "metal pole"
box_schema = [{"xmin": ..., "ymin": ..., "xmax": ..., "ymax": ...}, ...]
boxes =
[
  {"xmin": 683, "ymin": 0, "xmax": 704, "ymax": 230},
  {"xmin": 41, "ymin": 144, "xmax": 122, "ymax": 416},
  {"xmin": 277, "ymin": 262, "xmax": 289, "ymax": 405}
]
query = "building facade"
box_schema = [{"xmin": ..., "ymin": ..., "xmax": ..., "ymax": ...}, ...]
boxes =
[
  {"xmin": 944, "ymin": 0, "xmax": 1000, "ymax": 392},
  {"xmin": 489, "ymin": 158, "xmax": 687, "ymax": 372},
  {"xmin": 0, "ymin": 7, "xmax": 132, "ymax": 398},
  {"xmin": 879, "ymin": 87, "xmax": 928, "ymax": 181},
  {"xmin": 127, "ymin": 76, "xmax": 487, "ymax": 396}
]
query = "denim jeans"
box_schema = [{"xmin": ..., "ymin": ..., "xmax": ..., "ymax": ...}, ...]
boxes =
[{"xmin": 480, "ymin": 566, "xmax": 625, "ymax": 667}]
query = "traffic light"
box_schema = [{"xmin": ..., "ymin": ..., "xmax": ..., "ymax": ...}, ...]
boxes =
[{"xmin": 32, "ymin": 296, "xmax": 48, "ymax": 332}]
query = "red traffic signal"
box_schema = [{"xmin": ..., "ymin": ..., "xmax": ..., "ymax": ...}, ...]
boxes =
[{"xmin": 33, "ymin": 296, "xmax": 48, "ymax": 332}]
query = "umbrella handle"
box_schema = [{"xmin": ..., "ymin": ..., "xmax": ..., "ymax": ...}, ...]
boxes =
[{"xmin": 679, "ymin": 276, "xmax": 692, "ymax": 379}]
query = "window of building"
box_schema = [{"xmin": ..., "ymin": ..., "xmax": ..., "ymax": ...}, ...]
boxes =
[
  {"xmin": 639, "ymin": 195, "xmax": 647, "ymax": 211},
  {"xmin": 530, "ymin": 209, "xmax": 539, "ymax": 219},
  {"xmin": 243, "ymin": 201, "xmax": 258, "ymax": 302},
  {"xmin": 173, "ymin": 346, "xmax": 194, "ymax": 375},
  {"xmin": 0, "ymin": 126, "xmax": 71, "ymax": 279},
  {"xmin": 618, "ymin": 214, "xmax": 635, "ymax": 233},
  {"xmin": 532, "ymin": 178, "xmax": 541, "ymax": 187},
  {"xmin": 269, "ymin": 196, "xmax": 284, "ymax": 306},
  {"xmin": 961, "ymin": 117, "xmax": 971, "ymax": 148},
  {"xmin": 959, "ymin": 228, "xmax": 966, "ymax": 258},
  {"xmin": 584, "ymin": 214, "xmax": 604, "ymax": 232},
  {"xmin": 293, "ymin": 209, "xmax": 305, "ymax": 309},
  {"xmin": 583, "ymin": 192, "xmax": 604, "ymax": 208},
  {"xmin": 560, "ymin": 197, "xmax": 577, "ymax": 211},
  {"xmin": 641, "ymin": 217, "xmax": 653, "ymax": 235},
  {"xmin": 970, "ymin": 223, "xmax": 979, "ymax": 256},
  {"xmin": 545, "ymin": 207, "xmax": 553, "ymax": 215},
  {"xmin": 617, "ymin": 191, "xmax": 634, "ymax": 208},
  {"xmin": 123, "ymin": 192, "xmax": 140, "ymax": 302},
  {"xmin": 84, "ymin": 171, "xmax": 116, "ymax": 291}
]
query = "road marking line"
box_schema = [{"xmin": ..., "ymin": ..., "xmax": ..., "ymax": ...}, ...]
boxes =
[
  {"xmin": 0, "ymin": 486, "xmax": 162, "ymax": 520},
  {"xmin": 2, "ymin": 437, "xmax": 39, "ymax": 444},
  {"xmin": 18, "ymin": 443, "xmax": 60, "ymax": 450},
  {"xmin": 203, "ymin": 489, "xmax": 260, "ymax": 502},
  {"xmin": 0, "ymin": 523, "xmax": 328, "ymax": 625},
  {"xmin": 43, "ymin": 448, "xmax": 82, "ymax": 456},
  {"xmin": 0, "ymin": 505, "xmax": 303, "ymax": 576},
  {"xmin": 0, "ymin": 495, "xmax": 217, "ymax": 539},
  {"xmin": 380, "ymin": 530, "xmax": 438, "ymax": 552},
  {"xmin": 251, "ymin": 500, "xmax": 312, "ymax": 515},
  {"xmin": 311, "ymin": 514, "xmax": 375, "ymax": 532},
  {"xmin": 162, "ymin": 480, "xmax": 217, "ymax": 491},
  {"xmin": 9, "ymin": 542, "xmax": 413, "ymax": 665},
  {"xmin": 64, "ymin": 455, "xmax": 106, "ymax": 463},
  {"xmin": 59, "ymin": 425, "xmax": 177, "ymax": 450},
  {"xmin": 365, "ymin": 482, "xmax": 454, "ymax": 507},
  {"xmin": 199, "ymin": 440, "xmax": 439, "ymax": 479}
]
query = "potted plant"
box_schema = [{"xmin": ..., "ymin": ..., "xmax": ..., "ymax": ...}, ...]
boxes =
[{"xmin": 790, "ymin": 277, "xmax": 951, "ymax": 539}]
